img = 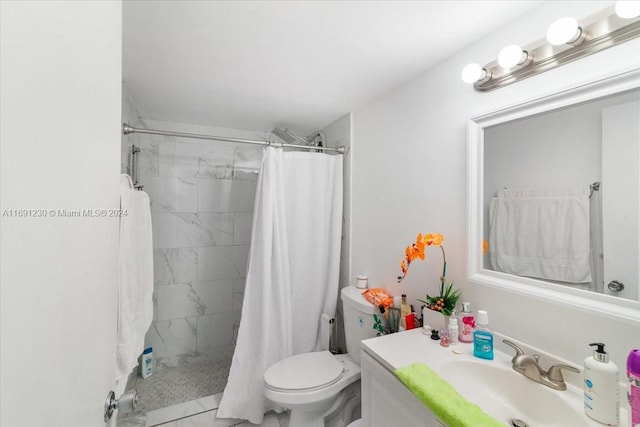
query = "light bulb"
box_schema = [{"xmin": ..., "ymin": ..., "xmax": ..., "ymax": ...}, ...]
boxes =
[
  {"xmin": 546, "ymin": 17, "xmax": 582, "ymax": 46},
  {"xmin": 498, "ymin": 44, "xmax": 527, "ymax": 68},
  {"xmin": 615, "ymin": 1, "xmax": 640, "ymax": 18},
  {"xmin": 461, "ymin": 63, "xmax": 487, "ymax": 84}
]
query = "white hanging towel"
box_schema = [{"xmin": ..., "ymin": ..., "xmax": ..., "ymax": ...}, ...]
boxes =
[
  {"xmin": 489, "ymin": 187, "xmax": 591, "ymax": 283},
  {"xmin": 116, "ymin": 174, "xmax": 154, "ymax": 391},
  {"xmin": 217, "ymin": 147, "xmax": 343, "ymax": 424}
]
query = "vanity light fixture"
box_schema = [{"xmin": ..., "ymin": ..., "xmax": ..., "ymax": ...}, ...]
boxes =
[
  {"xmin": 546, "ymin": 17, "xmax": 586, "ymax": 46},
  {"xmin": 461, "ymin": 63, "xmax": 491, "ymax": 84},
  {"xmin": 616, "ymin": 1, "xmax": 640, "ymax": 18},
  {"xmin": 497, "ymin": 44, "xmax": 532, "ymax": 68},
  {"xmin": 462, "ymin": 3, "xmax": 640, "ymax": 91}
]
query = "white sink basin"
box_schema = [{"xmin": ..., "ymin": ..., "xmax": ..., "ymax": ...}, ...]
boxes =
[
  {"xmin": 439, "ymin": 359, "xmax": 584, "ymax": 426},
  {"xmin": 361, "ymin": 329, "xmax": 628, "ymax": 427}
]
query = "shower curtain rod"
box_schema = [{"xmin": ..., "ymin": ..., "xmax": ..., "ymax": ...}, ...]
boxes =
[{"xmin": 122, "ymin": 123, "xmax": 345, "ymax": 154}]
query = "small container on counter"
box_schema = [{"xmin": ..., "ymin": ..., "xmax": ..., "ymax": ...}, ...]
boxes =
[
  {"xmin": 448, "ymin": 311, "xmax": 459, "ymax": 345},
  {"xmin": 400, "ymin": 294, "xmax": 410, "ymax": 330},
  {"xmin": 473, "ymin": 310, "xmax": 493, "ymax": 360},
  {"xmin": 356, "ymin": 274, "xmax": 368, "ymax": 289},
  {"xmin": 458, "ymin": 302, "xmax": 475, "ymax": 343},
  {"xmin": 584, "ymin": 343, "xmax": 619, "ymax": 426},
  {"xmin": 405, "ymin": 313, "xmax": 416, "ymax": 330},
  {"xmin": 628, "ymin": 349, "xmax": 640, "ymax": 427}
]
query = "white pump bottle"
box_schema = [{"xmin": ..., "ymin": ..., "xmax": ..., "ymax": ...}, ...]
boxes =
[{"xmin": 584, "ymin": 342, "xmax": 619, "ymax": 425}]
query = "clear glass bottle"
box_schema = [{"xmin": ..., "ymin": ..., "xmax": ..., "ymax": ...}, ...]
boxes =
[
  {"xmin": 400, "ymin": 294, "xmax": 410, "ymax": 329},
  {"xmin": 458, "ymin": 302, "xmax": 475, "ymax": 343}
]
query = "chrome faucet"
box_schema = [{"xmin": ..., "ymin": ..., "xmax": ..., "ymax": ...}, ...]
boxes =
[{"xmin": 503, "ymin": 340, "xmax": 580, "ymax": 391}]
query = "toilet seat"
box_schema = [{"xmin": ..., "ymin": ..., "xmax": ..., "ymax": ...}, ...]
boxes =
[{"xmin": 264, "ymin": 351, "xmax": 344, "ymax": 392}]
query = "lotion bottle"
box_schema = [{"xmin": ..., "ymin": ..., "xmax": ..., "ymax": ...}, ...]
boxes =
[
  {"xmin": 448, "ymin": 311, "xmax": 459, "ymax": 345},
  {"xmin": 473, "ymin": 310, "xmax": 493, "ymax": 360},
  {"xmin": 584, "ymin": 342, "xmax": 619, "ymax": 425}
]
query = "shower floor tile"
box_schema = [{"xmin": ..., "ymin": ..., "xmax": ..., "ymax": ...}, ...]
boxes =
[
  {"xmin": 133, "ymin": 352, "xmax": 232, "ymax": 413},
  {"xmin": 119, "ymin": 352, "xmax": 290, "ymax": 427}
]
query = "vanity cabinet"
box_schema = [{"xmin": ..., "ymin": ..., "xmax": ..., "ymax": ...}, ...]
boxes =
[{"xmin": 361, "ymin": 351, "xmax": 444, "ymax": 427}]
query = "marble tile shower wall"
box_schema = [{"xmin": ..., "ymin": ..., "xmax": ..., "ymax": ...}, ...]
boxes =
[{"xmin": 122, "ymin": 116, "xmax": 265, "ymax": 361}]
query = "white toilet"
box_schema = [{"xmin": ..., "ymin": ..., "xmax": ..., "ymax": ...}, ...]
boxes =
[{"xmin": 264, "ymin": 286, "xmax": 377, "ymax": 427}]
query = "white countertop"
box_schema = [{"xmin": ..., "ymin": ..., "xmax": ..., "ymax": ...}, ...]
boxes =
[
  {"xmin": 362, "ymin": 328, "xmax": 490, "ymax": 370},
  {"xmin": 361, "ymin": 328, "xmax": 629, "ymax": 427}
]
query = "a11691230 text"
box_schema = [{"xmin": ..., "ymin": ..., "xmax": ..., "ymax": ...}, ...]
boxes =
[{"xmin": 2, "ymin": 209, "xmax": 128, "ymax": 218}]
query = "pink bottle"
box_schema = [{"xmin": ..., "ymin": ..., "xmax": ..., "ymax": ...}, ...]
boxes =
[
  {"xmin": 628, "ymin": 349, "xmax": 640, "ymax": 427},
  {"xmin": 458, "ymin": 302, "xmax": 475, "ymax": 343}
]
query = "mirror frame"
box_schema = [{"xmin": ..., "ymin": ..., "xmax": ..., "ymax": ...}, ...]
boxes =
[{"xmin": 468, "ymin": 67, "xmax": 640, "ymax": 324}]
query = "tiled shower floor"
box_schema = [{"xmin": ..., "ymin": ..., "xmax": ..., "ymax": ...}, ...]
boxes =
[
  {"xmin": 120, "ymin": 352, "xmax": 233, "ymax": 426},
  {"xmin": 132, "ymin": 353, "xmax": 232, "ymax": 413}
]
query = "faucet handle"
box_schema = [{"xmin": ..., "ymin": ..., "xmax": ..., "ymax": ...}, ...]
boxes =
[
  {"xmin": 503, "ymin": 339, "xmax": 525, "ymax": 362},
  {"xmin": 547, "ymin": 364, "xmax": 580, "ymax": 382}
]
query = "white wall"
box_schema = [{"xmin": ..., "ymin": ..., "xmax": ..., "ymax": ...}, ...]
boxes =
[
  {"xmin": 351, "ymin": 0, "xmax": 640, "ymax": 372},
  {"xmin": 483, "ymin": 90, "xmax": 640, "ymax": 203},
  {"xmin": 602, "ymin": 100, "xmax": 640, "ymax": 301},
  {"xmin": 1, "ymin": 1, "xmax": 122, "ymax": 426},
  {"xmin": 484, "ymin": 100, "xmax": 603, "ymax": 199}
]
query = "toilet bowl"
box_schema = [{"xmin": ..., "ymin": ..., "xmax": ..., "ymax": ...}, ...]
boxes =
[
  {"xmin": 264, "ymin": 352, "xmax": 360, "ymax": 427},
  {"xmin": 263, "ymin": 287, "xmax": 377, "ymax": 427}
]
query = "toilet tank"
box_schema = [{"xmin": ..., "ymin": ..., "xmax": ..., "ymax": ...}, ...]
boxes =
[{"xmin": 340, "ymin": 286, "xmax": 378, "ymax": 364}]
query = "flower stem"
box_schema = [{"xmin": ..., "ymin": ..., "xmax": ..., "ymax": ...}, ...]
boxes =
[{"xmin": 440, "ymin": 245, "xmax": 447, "ymax": 296}]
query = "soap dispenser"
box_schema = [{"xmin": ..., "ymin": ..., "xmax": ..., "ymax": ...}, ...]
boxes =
[{"xmin": 584, "ymin": 342, "xmax": 619, "ymax": 425}]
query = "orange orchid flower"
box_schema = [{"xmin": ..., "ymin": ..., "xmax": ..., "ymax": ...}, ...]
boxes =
[
  {"xmin": 400, "ymin": 260, "xmax": 408, "ymax": 274},
  {"xmin": 414, "ymin": 236, "xmax": 426, "ymax": 259},
  {"xmin": 397, "ymin": 232, "xmax": 445, "ymax": 283},
  {"xmin": 423, "ymin": 233, "xmax": 443, "ymax": 246},
  {"xmin": 397, "ymin": 232, "xmax": 459, "ymax": 316}
]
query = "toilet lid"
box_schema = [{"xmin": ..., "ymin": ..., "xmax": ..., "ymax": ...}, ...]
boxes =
[{"xmin": 264, "ymin": 351, "xmax": 344, "ymax": 391}]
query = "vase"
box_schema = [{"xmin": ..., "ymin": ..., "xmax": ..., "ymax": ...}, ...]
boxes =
[
  {"xmin": 441, "ymin": 314, "xmax": 450, "ymax": 332},
  {"xmin": 422, "ymin": 308, "xmax": 449, "ymax": 332}
]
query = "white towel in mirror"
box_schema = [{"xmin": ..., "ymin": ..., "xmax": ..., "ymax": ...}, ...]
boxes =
[{"xmin": 489, "ymin": 188, "xmax": 591, "ymax": 283}]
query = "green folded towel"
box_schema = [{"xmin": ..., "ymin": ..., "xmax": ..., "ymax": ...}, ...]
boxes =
[{"xmin": 394, "ymin": 362, "xmax": 504, "ymax": 427}]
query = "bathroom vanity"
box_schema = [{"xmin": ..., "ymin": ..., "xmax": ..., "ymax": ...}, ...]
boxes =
[
  {"xmin": 361, "ymin": 349, "xmax": 438, "ymax": 426},
  {"xmin": 360, "ymin": 329, "xmax": 629, "ymax": 427}
]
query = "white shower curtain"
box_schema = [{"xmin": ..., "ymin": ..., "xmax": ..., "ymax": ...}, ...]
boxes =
[{"xmin": 217, "ymin": 147, "xmax": 343, "ymax": 424}]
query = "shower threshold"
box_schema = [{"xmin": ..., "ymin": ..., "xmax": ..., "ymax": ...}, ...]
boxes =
[{"xmin": 146, "ymin": 393, "xmax": 222, "ymax": 426}]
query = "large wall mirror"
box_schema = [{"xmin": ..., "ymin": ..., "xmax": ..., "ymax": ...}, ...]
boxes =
[{"xmin": 468, "ymin": 68, "xmax": 640, "ymax": 322}]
